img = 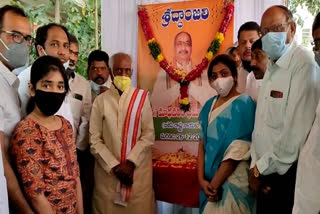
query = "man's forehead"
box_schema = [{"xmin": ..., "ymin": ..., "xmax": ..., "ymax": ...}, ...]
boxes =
[
  {"xmin": 114, "ymin": 57, "xmax": 131, "ymax": 68},
  {"xmin": 238, "ymin": 30, "xmax": 259, "ymax": 41},
  {"xmin": 261, "ymin": 9, "xmax": 287, "ymax": 27},
  {"xmin": 2, "ymin": 11, "xmax": 31, "ymax": 35},
  {"xmin": 70, "ymin": 43, "xmax": 79, "ymax": 51},
  {"xmin": 92, "ymin": 61, "xmax": 107, "ymax": 67},
  {"xmin": 176, "ymin": 33, "xmax": 191, "ymax": 42},
  {"xmin": 46, "ymin": 26, "xmax": 69, "ymax": 42}
]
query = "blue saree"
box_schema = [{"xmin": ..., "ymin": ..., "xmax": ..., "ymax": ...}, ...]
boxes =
[{"xmin": 199, "ymin": 94, "xmax": 256, "ymax": 214}]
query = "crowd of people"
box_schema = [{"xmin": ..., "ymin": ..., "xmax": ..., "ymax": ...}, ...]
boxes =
[{"xmin": 0, "ymin": 3, "xmax": 319, "ymax": 214}]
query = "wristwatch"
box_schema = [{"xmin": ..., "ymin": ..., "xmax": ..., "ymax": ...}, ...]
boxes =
[{"xmin": 253, "ymin": 165, "xmax": 260, "ymax": 178}]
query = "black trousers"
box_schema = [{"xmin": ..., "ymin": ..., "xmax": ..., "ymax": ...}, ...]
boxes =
[
  {"xmin": 77, "ymin": 148, "xmax": 95, "ymax": 214},
  {"xmin": 257, "ymin": 162, "xmax": 297, "ymax": 214}
]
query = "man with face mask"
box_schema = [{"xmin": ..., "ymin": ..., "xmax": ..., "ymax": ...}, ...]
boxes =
[
  {"xmin": 89, "ymin": 52, "xmax": 156, "ymax": 214},
  {"xmin": 246, "ymin": 38, "xmax": 268, "ymax": 102},
  {"xmin": 18, "ymin": 23, "xmax": 74, "ymax": 128},
  {"xmin": 249, "ymin": 5, "xmax": 320, "ymax": 214},
  {"xmin": 0, "ymin": 5, "xmax": 34, "ymax": 214},
  {"xmin": 293, "ymin": 12, "xmax": 320, "ymax": 214},
  {"xmin": 87, "ymin": 50, "xmax": 111, "ymax": 102}
]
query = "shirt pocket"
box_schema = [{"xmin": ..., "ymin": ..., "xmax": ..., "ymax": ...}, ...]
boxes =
[{"xmin": 264, "ymin": 96, "xmax": 285, "ymax": 130}]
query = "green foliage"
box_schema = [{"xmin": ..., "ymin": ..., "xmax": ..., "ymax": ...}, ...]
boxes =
[
  {"xmin": 148, "ymin": 42, "xmax": 161, "ymax": 60},
  {"xmin": 289, "ymin": 0, "xmax": 320, "ymax": 16},
  {"xmin": 288, "ymin": 0, "xmax": 320, "ymax": 27},
  {"xmin": 207, "ymin": 39, "xmax": 220, "ymax": 54},
  {"xmin": 10, "ymin": 0, "xmax": 100, "ymax": 78}
]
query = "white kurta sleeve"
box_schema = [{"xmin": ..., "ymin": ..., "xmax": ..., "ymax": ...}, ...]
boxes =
[
  {"xmin": 256, "ymin": 62, "xmax": 320, "ymax": 175},
  {"xmin": 127, "ymin": 96, "xmax": 155, "ymax": 167},
  {"xmin": 90, "ymin": 97, "xmax": 120, "ymax": 174}
]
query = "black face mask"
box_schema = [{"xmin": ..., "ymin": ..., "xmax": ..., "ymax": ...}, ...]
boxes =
[
  {"xmin": 242, "ymin": 60, "xmax": 252, "ymax": 72},
  {"xmin": 34, "ymin": 90, "xmax": 66, "ymax": 116}
]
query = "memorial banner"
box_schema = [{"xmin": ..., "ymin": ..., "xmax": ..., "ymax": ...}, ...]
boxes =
[{"xmin": 137, "ymin": 0, "xmax": 234, "ymax": 207}]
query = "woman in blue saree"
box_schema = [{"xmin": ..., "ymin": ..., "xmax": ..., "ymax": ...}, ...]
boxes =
[{"xmin": 198, "ymin": 54, "xmax": 256, "ymax": 214}]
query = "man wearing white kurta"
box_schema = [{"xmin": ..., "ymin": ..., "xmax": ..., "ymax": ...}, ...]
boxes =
[
  {"xmin": 249, "ymin": 6, "xmax": 320, "ymax": 214},
  {"xmin": 90, "ymin": 53, "xmax": 155, "ymax": 214},
  {"xmin": 293, "ymin": 12, "xmax": 320, "ymax": 214}
]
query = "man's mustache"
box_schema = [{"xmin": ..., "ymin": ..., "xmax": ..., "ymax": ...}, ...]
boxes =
[
  {"xmin": 94, "ymin": 76, "xmax": 104, "ymax": 82},
  {"xmin": 69, "ymin": 59, "xmax": 75, "ymax": 66},
  {"xmin": 178, "ymin": 50, "xmax": 189, "ymax": 54}
]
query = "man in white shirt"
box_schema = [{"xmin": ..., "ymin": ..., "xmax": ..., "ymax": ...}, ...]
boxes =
[
  {"xmin": 67, "ymin": 34, "xmax": 91, "ymax": 151},
  {"xmin": 246, "ymin": 38, "xmax": 269, "ymax": 102},
  {"xmin": 87, "ymin": 50, "xmax": 111, "ymax": 102},
  {"xmin": 18, "ymin": 23, "xmax": 74, "ymax": 128},
  {"xmin": 236, "ymin": 21, "xmax": 260, "ymax": 94},
  {"xmin": 293, "ymin": 12, "xmax": 320, "ymax": 214},
  {"xmin": 68, "ymin": 34, "xmax": 93, "ymax": 214},
  {"xmin": 0, "ymin": 5, "xmax": 34, "ymax": 214},
  {"xmin": 249, "ymin": 5, "xmax": 320, "ymax": 214}
]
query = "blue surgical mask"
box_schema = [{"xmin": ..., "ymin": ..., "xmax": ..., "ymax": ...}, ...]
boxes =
[{"xmin": 262, "ymin": 32, "xmax": 290, "ymax": 61}]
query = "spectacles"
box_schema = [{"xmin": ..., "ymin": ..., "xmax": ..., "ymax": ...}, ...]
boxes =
[
  {"xmin": 311, "ymin": 39, "xmax": 320, "ymax": 51},
  {"xmin": 113, "ymin": 68, "xmax": 133, "ymax": 75},
  {"xmin": 261, "ymin": 22, "xmax": 291, "ymax": 36},
  {"xmin": 0, "ymin": 30, "xmax": 33, "ymax": 46}
]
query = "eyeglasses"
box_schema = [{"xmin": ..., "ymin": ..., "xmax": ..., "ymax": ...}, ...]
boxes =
[
  {"xmin": 261, "ymin": 22, "xmax": 291, "ymax": 36},
  {"xmin": 311, "ymin": 39, "xmax": 320, "ymax": 51},
  {"xmin": 0, "ymin": 30, "xmax": 33, "ymax": 46},
  {"xmin": 113, "ymin": 68, "xmax": 133, "ymax": 76}
]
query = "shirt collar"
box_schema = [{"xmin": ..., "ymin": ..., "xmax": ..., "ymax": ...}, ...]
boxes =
[
  {"xmin": 273, "ymin": 41, "xmax": 297, "ymax": 70},
  {"xmin": 0, "ymin": 61, "xmax": 19, "ymax": 88}
]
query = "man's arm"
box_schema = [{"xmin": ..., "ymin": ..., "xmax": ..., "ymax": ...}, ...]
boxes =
[
  {"xmin": 76, "ymin": 81, "xmax": 92, "ymax": 150},
  {"xmin": 126, "ymin": 96, "xmax": 155, "ymax": 167},
  {"xmin": 17, "ymin": 68, "xmax": 31, "ymax": 117},
  {"xmin": 256, "ymin": 63, "xmax": 320, "ymax": 175},
  {"xmin": 150, "ymin": 69, "xmax": 180, "ymax": 109},
  {"xmin": 89, "ymin": 97, "xmax": 120, "ymax": 173}
]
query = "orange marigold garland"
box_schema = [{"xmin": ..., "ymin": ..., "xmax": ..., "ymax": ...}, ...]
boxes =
[{"xmin": 138, "ymin": 3, "xmax": 234, "ymax": 111}]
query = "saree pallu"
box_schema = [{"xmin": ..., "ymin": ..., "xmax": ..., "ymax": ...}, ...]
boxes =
[{"xmin": 199, "ymin": 94, "xmax": 256, "ymax": 214}]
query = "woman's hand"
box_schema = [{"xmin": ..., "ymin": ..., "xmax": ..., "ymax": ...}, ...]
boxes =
[{"xmin": 199, "ymin": 179, "xmax": 214, "ymax": 198}]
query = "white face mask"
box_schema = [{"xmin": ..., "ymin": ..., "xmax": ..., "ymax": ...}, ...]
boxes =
[
  {"xmin": 90, "ymin": 80, "xmax": 108, "ymax": 94},
  {"xmin": 63, "ymin": 60, "xmax": 70, "ymax": 70},
  {"xmin": 210, "ymin": 76, "xmax": 234, "ymax": 97}
]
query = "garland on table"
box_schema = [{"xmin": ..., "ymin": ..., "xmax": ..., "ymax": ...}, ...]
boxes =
[{"xmin": 138, "ymin": 2, "xmax": 234, "ymax": 112}]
